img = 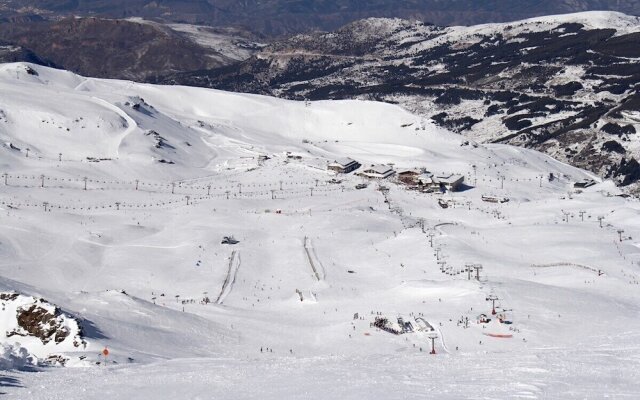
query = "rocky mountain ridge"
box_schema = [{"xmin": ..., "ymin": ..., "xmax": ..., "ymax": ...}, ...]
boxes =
[{"xmin": 0, "ymin": 0, "xmax": 639, "ymax": 36}]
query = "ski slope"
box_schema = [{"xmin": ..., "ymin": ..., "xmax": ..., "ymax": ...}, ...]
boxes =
[{"xmin": 1, "ymin": 63, "xmax": 640, "ymax": 398}]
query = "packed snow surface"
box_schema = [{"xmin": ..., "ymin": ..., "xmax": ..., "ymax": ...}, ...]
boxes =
[{"xmin": 1, "ymin": 63, "xmax": 640, "ymax": 398}]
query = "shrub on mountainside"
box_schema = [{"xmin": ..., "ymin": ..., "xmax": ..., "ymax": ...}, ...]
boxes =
[
  {"xmin": 553, "ymin": 81, "xmax": 583, "ymax": 97},
  {"xmin": 601, "ymin": 123, "xmax": 636, "ymax": 137}
]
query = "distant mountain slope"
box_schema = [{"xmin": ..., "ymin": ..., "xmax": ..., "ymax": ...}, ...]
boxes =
[
  {"xmin": 0, "ymin": 0, "xmax": 638, "ymax": 35},
  {"xmin": 157, "ymin": 12, "xmax": 640, "ymax": 191},
  {"xmin": 0, "ymin": 17, "xmax": 263, "ymax": 81}
]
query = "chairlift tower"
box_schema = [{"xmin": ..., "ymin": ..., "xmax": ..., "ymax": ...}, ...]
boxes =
[
  {"xmin": 486, "ymin": 294, "xmax": 499, "ymax": 315},
  {"xmin": 472, "ymin": 164, "xmax": 477, "ymax": 186},
  {"xmin": 465, "ymin": 265, "xmax": 473, "ymax": 280},
  {"xmin": 427, "ymin": 331, "xmax": 438, "ymax": 354},
  {"xmin": 465, "ymin": 263, "xmax": 481, "ymax": 280},
  {"xmin": 473, "ymin": 264, "xmax": 483, "ymax": 281},
  {"xmin": 579, "ymin": 210, "xmax": 586, "ymax": 222}
]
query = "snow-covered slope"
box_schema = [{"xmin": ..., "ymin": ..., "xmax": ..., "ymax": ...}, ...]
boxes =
[
  {"xmin": 172, "ymin": 11, "xmax": 640, "ymax": 191},
  {"xmin": 1, "ymin": 63, "xmax": 640, "ymax": 398}
]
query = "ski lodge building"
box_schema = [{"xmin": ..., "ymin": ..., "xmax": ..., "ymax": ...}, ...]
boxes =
[
  {"xmin": 397, "ymin": 169, "xmax": 423, "ymax": 185},
  {"xmin": 574, "ymin": 178, "xmax": 596, "ymax": 189},
  {"xmin": 328, "ymin": 158, "xmax": 361, "ymax": 173},
  {"xmin": 418, "ymin": 173, "xmax": 465, "ymax": 192},
  {"xmin": 358, "ymin": 164, "xmax": 396, "ymax": 179}
]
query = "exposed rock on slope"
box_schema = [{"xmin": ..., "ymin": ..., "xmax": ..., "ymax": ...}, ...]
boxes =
[{"xmin": 0, "ymin": 292, "xmax": 87, "ymax": 367}]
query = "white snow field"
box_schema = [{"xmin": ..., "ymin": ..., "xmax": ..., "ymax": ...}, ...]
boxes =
[{"xmin": 1, "ymin": 62, "xmax": 640, "ymax": 398}]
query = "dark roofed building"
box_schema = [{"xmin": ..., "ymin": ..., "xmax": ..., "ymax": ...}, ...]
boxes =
[{"xmin": 328, "ymin": 157, "xmax": 361, "ymax": 173}]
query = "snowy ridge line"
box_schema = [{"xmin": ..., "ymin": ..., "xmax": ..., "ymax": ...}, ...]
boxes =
[
  {"xmin": 216, "ymin": 250, "xmax": 241, "ymax": 304},
  {"xmin": 88, "ymin": 96, "xmax": 137, "ymax": 158},
  {"xmin": 303, "ymin": 237, "xmax": 325, "ymax": 281}
]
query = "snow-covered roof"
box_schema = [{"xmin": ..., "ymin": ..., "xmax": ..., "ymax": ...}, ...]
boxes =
[
  {"xmin": 417, "ymin": 173, "xmax": 434, "ymax": 183},
  {"xmin": 398, "ymin": 169, "xmax": 421, "ymax": 175},
  {"xmin": 330, "ymin": 157, "xmax": 357, "ymax": 167},
  {"xmin": 435, "ymin": 174, "xmax": 464, "ymax": 184},
  {"xmin": 365, "ymin": 164, "xmax": 394, "ymax": 174}
]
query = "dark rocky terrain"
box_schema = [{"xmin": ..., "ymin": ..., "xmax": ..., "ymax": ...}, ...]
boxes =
[
  {"xmin": 0, "ymin": 17, "xmax": 263, "ymax": 80},
  {"xmin": 0, "ymin": 0, "xmax": 638, "ymax": 36},
  {"xmin": 156, "ymin": 13, "xmax": 640, "ymax": 190}
]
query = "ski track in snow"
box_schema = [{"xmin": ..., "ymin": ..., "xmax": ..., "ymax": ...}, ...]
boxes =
[
  {"xmin": 216, "ymin": 250, "xmax": 240, "ymax": 304},
  {"xmin": 303, "ymin": 236, "xmax": 325, "ymax": 281}
]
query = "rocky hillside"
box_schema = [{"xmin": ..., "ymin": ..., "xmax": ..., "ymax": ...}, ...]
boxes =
[
  {"xmin": 157, "ymin": 12, "xmax": 640, "ymax": 191},
  {"xmin": 0, "ymin": 0, "xmax": 638, "ymax": 36},
  {"xmin": 0, "ymin": 292, "xmax": 87, "ymax": 367},
  {"xmin": 0, "ymin": 17, "xmax": 263, "ymax": 81}
]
